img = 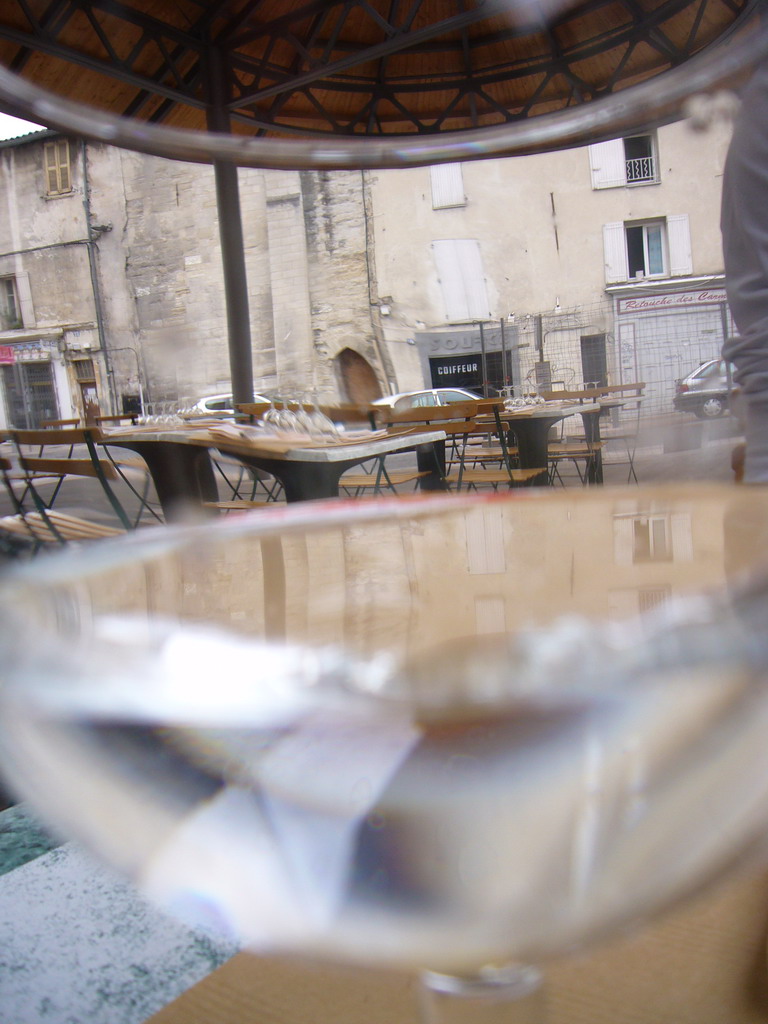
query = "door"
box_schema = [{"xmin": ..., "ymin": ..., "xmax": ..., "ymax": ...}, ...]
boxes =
[
  {"xmin": 580, "ymin": 333, "xmax": 608, "ymax": 387},
  {"xmin": 335, "ymin": 348, "xmax": 382, "ymax": 403}
]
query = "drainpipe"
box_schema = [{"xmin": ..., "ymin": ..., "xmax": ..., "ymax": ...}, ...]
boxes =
[
  {"xmin": 110, "ymin": 346, "xmax": 146, "ymax": 415},
  {"xmin": 80, "ymin": 140, "xmax": 116, "ymax": 409},
  {"xmin": 361, "ymin": 169, "xmax": 398, "ymax": 392}
]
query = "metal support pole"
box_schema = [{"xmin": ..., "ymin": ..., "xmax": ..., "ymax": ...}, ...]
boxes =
[
  {"xmin": 478, "ymin": 320, "xmax": 489, "ymax": 396},
  {"xmin": 206, "ymin": 48, "xmax": 254, "ymax": 408},
  {"xmin": 534, "ymin": 314, "xmax": 544, "ymax": 362},
  {"xmin": 500, "ymin": 317, "xmax": 510, "ymax": 385}
]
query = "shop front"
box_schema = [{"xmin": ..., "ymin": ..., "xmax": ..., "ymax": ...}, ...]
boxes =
[
  {"xmin": 0, "ymin": 334, "xmax": 105, "ymax": 428},
  {"xmin": 414, "ymin": 323, "xmax": 520, "ymax": 397},
  {"xmin": 609, "ymin": 281, "xmax": 735, "ymax": 415}
]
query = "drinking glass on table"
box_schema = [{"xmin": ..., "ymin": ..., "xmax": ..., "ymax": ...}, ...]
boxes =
[
  {"xmin": 258, "ymin": 400, "xmax": 294, "ymax": 435},
  {"xmin": 2, "ymin": 487, "xmax": 768, "ymax": 1024},
  {"xmin": 304, "ymin": 392, "xmax": 341, "ymax": 440}
]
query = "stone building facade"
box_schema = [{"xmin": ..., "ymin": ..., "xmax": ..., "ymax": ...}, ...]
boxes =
[
  {"xmin": 366, "ymin": 115, "xmax": 735, "ymax": 413},
  {"xmin": 0, "ymin": 136, "xmax": 387, "ymax": 427},
  {"xmin": 0, "ymin": 111, "xmax": 735, "ymax": 427}
]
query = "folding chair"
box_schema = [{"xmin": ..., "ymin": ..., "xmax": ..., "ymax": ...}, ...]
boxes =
[
  {"xmin": 601, "ymin": 398, "xmax": 643, "ymax": 484},
  {"xmin": 203, "ymin": 451, "xmax": 284, "ymax": 513},
  {"xmin": 0, "ymin": 427, "xmax": 135, "ymax": 551}
]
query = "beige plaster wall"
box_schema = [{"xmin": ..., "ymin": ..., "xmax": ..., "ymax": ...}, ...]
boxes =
[{"xmin": 368, "ymin": 117, "xmax": 732, "ymax": 393}]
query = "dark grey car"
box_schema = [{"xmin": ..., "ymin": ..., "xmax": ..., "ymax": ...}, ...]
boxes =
[{"xmin": 673, "ymin": 359, "xmax": 734, "ymax": 419}]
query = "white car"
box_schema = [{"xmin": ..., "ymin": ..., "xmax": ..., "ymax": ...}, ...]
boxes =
[
  {"xmin": 191, "ymin": 392, "xmax": 272, "ymax": 416},
  {"xmin": 372, "ymin": 387, "xmax": 482, "ymax": 412}
]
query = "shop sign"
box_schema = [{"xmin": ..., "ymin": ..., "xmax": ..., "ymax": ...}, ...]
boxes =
[
  {"xmin": 435, "ymin": 360, "xmax": 480, "ymax": 377},
  {"xmin": 429, "ymin": 353, "xmax": 482, "ymax": 390},
  {"xmin": 15, "ymin": 343, "xmax": 52, "ymax": 362},
  {"xmin": 0, "ymin": 345, "xmax": 15, "ymax": 365},
  {"xmin": 617, "ymin": 288, "xmax": 727, "ymax": 314}
]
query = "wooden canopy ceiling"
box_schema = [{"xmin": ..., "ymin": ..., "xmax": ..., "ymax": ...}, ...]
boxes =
[{"xmin": 0, "ymin": 0, "xmax": 763, "ymax": 167}]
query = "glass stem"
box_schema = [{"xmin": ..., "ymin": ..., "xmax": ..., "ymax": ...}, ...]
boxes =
[{"xmin": 419, "ymin": 963, "xmax": 545, "ymax": 1024}]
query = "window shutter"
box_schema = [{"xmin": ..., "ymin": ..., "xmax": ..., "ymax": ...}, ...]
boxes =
[
  {"xmin": 56, "ymin": 140, "xmax": 71, "ymax": 192},
  {"xmin": 603, "ymin": 222, "xmax": 627, "ymax": 283},
  {"xmin": 613, "ymin": 516, "xmax": 634, "ymax": 565},
  {"xmin": 44, "ymin": 139, "xmax": 71, "ymax": 194},
  {"xmin": 44, "ymin": 143, "xmax": 59, "ymax": 193},
  {"xmin": 14, "ymin": 272, "xmax": 34, "ymax": 328},
  {"xmin": 475, "ymin": 596, "xmax": 507, "ymax": 634},
  {"xmin": 430, "ymin": 163, "xmax": 465, "ymax": 208},
  {"xmin": 667, "ymin": 214, "xmax": 692, "ymax": 276},
  {"xmin": 589, "ymin": 140, "xmax": 626, "ymax": 189},
  {"xmin": 432, "ymin": 239, "xmax": 489, "ymax": 321},
  {"xmin": 670, "ymin": 512, "xmax": 693, "ymax": 561},
  {"xmin": 466, "ymin": 505, "xmax": 505, "ymax": 574}
]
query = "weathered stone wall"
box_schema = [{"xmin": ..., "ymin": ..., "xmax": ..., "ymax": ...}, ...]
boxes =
[
  {"xmin": 0, "ymin": 139, "xmax": 97, "ymax": 331},
  {"xmin": 96, "ymin": 156, "xmax": 381, "ymax": 405},
  {"xmin": 299, "ymin": 169, "xmax": 386, "ymax": 397}
]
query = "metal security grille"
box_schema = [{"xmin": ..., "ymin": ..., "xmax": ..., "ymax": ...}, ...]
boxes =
[
  {"xmin": 1, "ymin": 361, "xmax": 59, "ymax": 427},
  {"xmin": 1, "ymin": 364, "xmax": 25, "ymax": 426}
]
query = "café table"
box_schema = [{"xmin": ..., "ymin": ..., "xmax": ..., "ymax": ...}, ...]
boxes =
[
  {"xmin": 477, "ymin": 401, "xmax": 601, "ymax": 485},
  {"xmin": 104, "ymin": 423, "xmax": 447, "ymax": 517},
  {"xmin": 2, "ymin": 485, "xmax": 768, "ymax": 1024}
]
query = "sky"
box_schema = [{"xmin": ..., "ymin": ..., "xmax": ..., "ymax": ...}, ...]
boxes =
[{"xmin": 0, "ymin": 113, "xmax": 46, "ymax": 140}]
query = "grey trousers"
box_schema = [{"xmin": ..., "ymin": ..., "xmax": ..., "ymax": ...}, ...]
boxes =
[{"xmin": 721, "ymin": 59, "xmax": 768, "ymax": 482}]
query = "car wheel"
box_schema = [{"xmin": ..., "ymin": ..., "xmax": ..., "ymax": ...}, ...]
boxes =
[{"xmin": 695, "ymin": 397, "xmax": 726, "ymax": 419}]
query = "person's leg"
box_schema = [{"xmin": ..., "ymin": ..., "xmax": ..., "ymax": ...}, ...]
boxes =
[{"xmin": 721, "ymin": 60, "xmax": 768, "ymax": 482}]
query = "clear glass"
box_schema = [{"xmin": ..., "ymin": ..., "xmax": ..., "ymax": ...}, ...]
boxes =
[
  {"xmin": 1, "ymin": 485, "xmax": 768, "ymax": 1022},
  {"xmin": 421, "ymin": 964, "xmax": 545, "ymax": 1024}
]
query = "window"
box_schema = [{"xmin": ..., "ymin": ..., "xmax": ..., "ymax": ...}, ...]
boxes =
[
  {"xmin": 637, "ymin": 586, "xmax": 670, "ymax": 613},
  {"xmin": 431, "ymin": 239, "xmax": 490, "ymax": 321},
  {"xmin": 624, "ymin": 135, "xmax": 656, "ymax": 184},
  {"xmin": 632, "ymin": 515, "xmax": 671, "ymax": 562},
  {"xmin": 44, "ymin": 139, "xmax": 72, "ymax": 195},
  {"xmin": 613, "ymin": 510, "xmax": 693, "ymax": 565},
  {"xmin": 626, "ymin": 221, "xmax": 665, "ymax": 278},
  {"xmin": 603, "ymin": 215, "xmax": 692, "ymax": 283},
  {"xmin": 430, "ymin": 163, "xmax": 465, "ymax": 209},
  {"xmin": 72, "ymin": 358, "xmax": 96, "ymax": 381},
  {"xmin": 411, "ymin": 392, "xmax": 439, "ymax": 407},
  {"xmin": 0, "ymin": 278, "xmax": 20, "ymax": 329},
  {"xmin": 589, "ymin": 135, "xmax": 658, "ymax": 189}
]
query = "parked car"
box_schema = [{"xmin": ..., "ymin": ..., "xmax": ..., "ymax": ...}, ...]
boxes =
[
  {"xmin": 673, "ymin": 358, "xmax": 735, "ymax": 419},
  {"xmin": 191, "ymin": 392, "xmax": 271, "ymax": 416},
  {"xmin": 372, "ymin": 387, "xmax": 482, "ymax": 412}
]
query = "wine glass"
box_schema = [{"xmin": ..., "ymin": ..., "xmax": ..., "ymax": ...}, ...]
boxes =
[
  {"xmin": 258, "ymin": 400, "xmax": 289, "ymax": 435},
  {"xmin": 1, "ymin": 485, "xmax": 768, "ymax": 1024},
  {"xmin": 301, "ymin": 391, "xmax": 341, "ymax": 440}
]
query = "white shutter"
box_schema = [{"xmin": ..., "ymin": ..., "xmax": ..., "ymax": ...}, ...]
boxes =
[
  {"xmin": 430, "ymin": 163, "xmax": 465, "ymax": 208},
  {"xmin": 603, "ymin": 222, "xmax": 627, "ymax": 283},
  {"xmin": 432, "ymin": 239, "xmax": 489, "ymax": 321},
  {"xmin": 613, "ymin": 516, "xmax": 634, "ymax": 565},
  {"xmin": 466, "ymin": 505, "xmax": 505, "ymax": 574},
  {"xmin": 14, "ymin": 272, "xmax": 34, "ymax": 328},
  {"xmin": 670, "ymin": 512, "xmax": 693, "ymax": 561},
  {"xmin": 589, "ymin": 140, "xmax": 626, "ymax": 189},
  {"xmin": 475, "ymin": 596, "xmax": 507, "ymax": 634},
  {"xmin": 667, "ymin": 214, "xmax": 692, "ymax": 277},
  {"xmin": 461, "ymin": 240, "xmax": 490, "ymax": 319}
]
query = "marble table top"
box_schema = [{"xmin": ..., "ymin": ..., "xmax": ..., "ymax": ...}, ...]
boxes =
[{"xmin": 0, "ymin": 803, "xmax": 237, "ymax": 1024}]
